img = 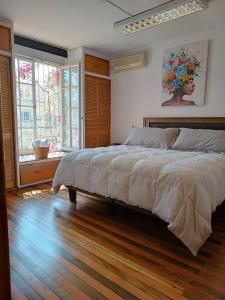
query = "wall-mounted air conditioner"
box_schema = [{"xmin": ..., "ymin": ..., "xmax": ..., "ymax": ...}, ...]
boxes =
[{"xmin": 110, "ymin": 52, "xmax": 148, "ymax": 73}]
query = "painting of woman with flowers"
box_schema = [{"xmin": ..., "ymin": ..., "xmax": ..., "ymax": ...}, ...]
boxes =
[{"xmin": 161, "ymin": 41, "xmax": 208, "ymax": 106}]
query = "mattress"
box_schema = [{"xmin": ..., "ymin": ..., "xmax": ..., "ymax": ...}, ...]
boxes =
[{"xmin": 53, "ymin": 145, "xmax": 225, "ymax": 255}]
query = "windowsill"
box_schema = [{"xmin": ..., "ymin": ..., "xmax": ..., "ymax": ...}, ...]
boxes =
[{"xmin": 19, "ymin": 151, "xmax": 69, "ymax": 165}]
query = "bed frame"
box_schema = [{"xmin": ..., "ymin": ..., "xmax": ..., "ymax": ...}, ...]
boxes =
[
  {"xmin": 67, "ymin": 117, "xmax": 225, "ymax": 211},
  {"xmin": 143, "ymin": 117, "xmax": 225, "ymax": 130}
]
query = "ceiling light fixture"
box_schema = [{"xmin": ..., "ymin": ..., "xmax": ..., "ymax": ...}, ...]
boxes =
[{"xmin": 114, "ymin": 0, "xmax": 208, "ymax": 35}]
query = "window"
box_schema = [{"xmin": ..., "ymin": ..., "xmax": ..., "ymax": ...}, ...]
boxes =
[
  {"xmin": 61, "ymin": 65, "xmax": 80, "ymax": 150},
  {"xmin": 21, "ymin": 111, "xmax": 32, "ymax": 122},
  {"xmin": 15, "ymin": 57, "xmax": 80, "ymax": 156}
]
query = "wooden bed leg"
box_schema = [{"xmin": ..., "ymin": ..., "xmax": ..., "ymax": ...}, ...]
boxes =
[
  {"xmin": 111, "ymin": 200, "xmax": 115, "ymax": 216},
  {"xmin": 68, "ymin": 188, "xmax": 77, "ymax": 203},
  {"xmin": 107, "ymin": 199, "xmax": 115, "ymax": 216}
]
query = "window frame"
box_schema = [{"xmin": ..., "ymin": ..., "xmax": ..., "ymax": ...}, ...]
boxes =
[
  {"xmin": 15, "ymin": 55, "xmax": 61, "ymax": 156},
  {"xmin": 60, "ymin": 63, "xmax": 81, "ymax": 151},
  {"xmin": 15, "ymin": 56, "xmax": 35, "ymax": 153}
]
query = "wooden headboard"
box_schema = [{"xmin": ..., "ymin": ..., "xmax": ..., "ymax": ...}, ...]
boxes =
[{"xmin": 143, "ymin": 117, "xmax": 225, "ymax": 130}]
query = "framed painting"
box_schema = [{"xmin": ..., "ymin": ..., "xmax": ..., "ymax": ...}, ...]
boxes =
[{"xmin": 161, "ymin": 40, "xmax": 208, "ymax": 106}]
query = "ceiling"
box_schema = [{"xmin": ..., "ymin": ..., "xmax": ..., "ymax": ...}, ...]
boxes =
[{"xmin": 0, "ymin": 0, "xmax": 224, "ymax": 56}]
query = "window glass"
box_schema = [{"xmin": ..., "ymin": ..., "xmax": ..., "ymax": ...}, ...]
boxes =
[
  {"xmin": 18, "ymin": 60, "xmax": 32, "ymax": 84},
  {"xmin": 15, "ymin": 58, "xmax": 80, "ymax": 156},
  {"xmin": 20, "ymin": 84, "xmax": 33, "ymax": 107},
  {"xmin": 16, "ymin": 57, "xmax": 61, "ymax": 155},
  {"xmin": 71, "ymin": 66, "xmax": 79, "ymax": 86},
  {"xmin": 63, "ymin": 69, "xmax": 70, "ymax": 87},
  {"xmin": 61, "ymin": 64, "xmax": 80, "ymax": 149},
  {"xmin": 71, "ymin": 87, "xmax": 79, "ymax": 108}
]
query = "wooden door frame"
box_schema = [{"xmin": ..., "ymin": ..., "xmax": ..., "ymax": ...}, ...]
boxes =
[{"xmin": 0, "ymin": 94, "xmax": 11, "ymax": 299}]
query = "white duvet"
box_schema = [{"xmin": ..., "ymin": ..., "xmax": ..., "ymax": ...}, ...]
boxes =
[{"xmin": 53, "ymin": 145, "xmax": 225, "ymax": 255}]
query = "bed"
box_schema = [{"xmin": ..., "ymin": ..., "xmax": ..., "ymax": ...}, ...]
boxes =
[{"xmin": 53, "ymin": 117, "xmax": 225, "ymax": 255}]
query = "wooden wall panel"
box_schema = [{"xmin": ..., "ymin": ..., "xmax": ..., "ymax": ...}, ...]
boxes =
[
  {"xmin": 85, "ymin": 54, "xmax": 109, "ymax": 76},
  {"xmin": 0, "ymin": 26, "xmax": 11, "ymax": 52},
  {"xmin": 0, "ymin": 56, "xmax": 16, "ymax": 189}
]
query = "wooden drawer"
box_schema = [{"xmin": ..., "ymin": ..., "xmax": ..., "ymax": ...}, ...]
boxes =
[
  {"xmin": 85, "ymin": 54, "xmax": 109, "ymax": 76},
  {"xmin": 0, "ymin": 26, "xmax": 11, "ymax": 52},
  {"xmin": 20, "ymin": 160, "xmax": 60, "ymax": 185}
]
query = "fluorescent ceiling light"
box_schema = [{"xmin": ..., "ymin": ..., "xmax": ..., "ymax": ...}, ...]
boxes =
[{"xmin": 114, "ymin": 0, "xmax": 208, "ymax": 35}]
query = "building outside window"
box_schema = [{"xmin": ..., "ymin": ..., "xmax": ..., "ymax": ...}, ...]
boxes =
[{"xmin": 21, "ymin": 111, "xmax": 32, "ymax": 122}]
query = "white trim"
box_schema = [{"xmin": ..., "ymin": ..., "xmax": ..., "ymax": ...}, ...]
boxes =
[
  {"xmin": 19, "ymin": 156, "xmax": 62, "ymax": 166},
  {"xmin": 83, "ymin": 47, "xmax": 110, "ymax": 61},
  {"xmin": 81, "ymin": 49, "xmax": 85, "ymax": 148},
  {"xmin": 0, "ymin": 49, "xmax": 11, "ymax": 57},
  {"xmin": 15, "ymin": 51, "xmax": 61, "ymax": 67},
  {"xmin": 78, "ymin": 62, "xmax": 83, "ymax": 149},
  {"xmin": 85, "ymin": 71, "xmax": 111, "ymax": 80},
  {"xmin": 0, "ymin": 17, "xmax": 12, "ymax": 27},
  {"xmin": 58, "ymin": 62, "xmax": 78, "ymax": 69},
  {"xmin": 61, "ymin": 63, "xmax": 81, "ymax": 151},
  {"xmin": 9, "ymin": 23, "xmax": 20, "ymax": 188},
  {"xmin": 14, "ymin": 44, "xmax": 65, "ymax": 66}
]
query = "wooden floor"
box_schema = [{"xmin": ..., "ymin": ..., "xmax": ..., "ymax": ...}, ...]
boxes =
[{"xmin": 7, "ymin": 184, "xmax": 225, "ymax": 300}]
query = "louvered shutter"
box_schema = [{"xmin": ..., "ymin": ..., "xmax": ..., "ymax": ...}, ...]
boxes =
[
  {"xmin": 98, "ymin": 78, "xmax": 110, "ymax": 146},
  {"xmin": 85, "ymin": 75, "xmax": 110, "ymax": 148},
  {"xmin": 85, "ymin": 75, "xmax": 98, "ymax": 147},
  {"xmin": 0, "ymin": 56, "xmax": 16, "ymax": 189}
]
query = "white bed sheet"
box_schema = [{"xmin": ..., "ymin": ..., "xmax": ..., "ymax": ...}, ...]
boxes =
[{"xmin": 52, "ymin": 145, "xmax": 225, "ymax": 255}]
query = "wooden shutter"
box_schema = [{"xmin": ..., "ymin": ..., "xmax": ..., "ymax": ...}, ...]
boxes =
[
  {"xmin": 0, "ymin": 94, "xmax": 11, "ymax": 300},
  {"xmin": 98, "ymin": 78, "xmax": 110, "ymax": 146},
  {"xmin": 85, "ymin": 75, "xmax": 98, "ymax": 147},
  {"xmin": 0, "ymin": 56, "xmax": 16, "ymax": 189},
  {"xmin": 85, "ymin": 75, "xmax": 110, "ymax": 148}
]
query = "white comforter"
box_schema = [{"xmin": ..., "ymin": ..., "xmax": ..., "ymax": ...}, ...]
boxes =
[{"xmin": 53, "ymin": 145, "xmax": 225, "ymax": 255}]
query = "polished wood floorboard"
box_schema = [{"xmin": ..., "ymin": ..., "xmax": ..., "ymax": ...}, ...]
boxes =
[{"xmin": 7, "ymin": 184, "xmax": 225, "ymax": 300}]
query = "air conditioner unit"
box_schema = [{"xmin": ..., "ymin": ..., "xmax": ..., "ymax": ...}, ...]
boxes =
[{"xmin": 111, "ymin": 52, "xmax": 148, "ymax": 73}]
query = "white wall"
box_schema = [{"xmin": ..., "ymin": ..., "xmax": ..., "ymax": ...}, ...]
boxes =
[{"xmin": 111, "ymin": 27, "xmax": 225, "ymax": 143}]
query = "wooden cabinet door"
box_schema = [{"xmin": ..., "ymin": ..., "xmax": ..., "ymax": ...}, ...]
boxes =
[
  {"xmin": 98, "ymin": 78, "xmax": 110, "ymax": 146},
  {"xmin": 85, "ymin": 75, "xmax": 98, "ymax": 147},
  {"xmin": 85, "ymin": 54, "xmax": 109, "ymax": 76},
  {"xmin": 0, "ymin": 56, "xmax": 16, "ymax": 189},
  {"xmin": 0, "ymin": 26, "xmax": 11, "ymax": 52}
]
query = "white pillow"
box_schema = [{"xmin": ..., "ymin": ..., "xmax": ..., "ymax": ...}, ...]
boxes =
[
  {"xmin": 124, "ymin": 127, "xmax": 179, "ymax": 149},
  {"xmin": 172, "ymin": 128, "xmax": 225, "ymax": 152}
]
